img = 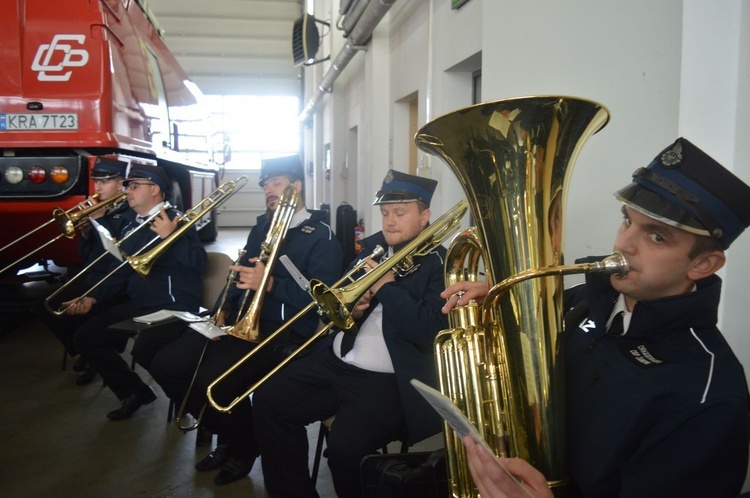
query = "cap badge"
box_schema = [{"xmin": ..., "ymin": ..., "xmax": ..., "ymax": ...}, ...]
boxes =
[
  {"xmin": 384, "ymin": 170, "xmax": 394, "ymax": 184},
  {"xmin": 660, "ymin": 140, "xmax": 683, "ymax": 167}
]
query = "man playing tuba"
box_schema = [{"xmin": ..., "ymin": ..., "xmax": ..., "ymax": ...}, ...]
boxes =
[
  {"xmin": 445, "ymin": 138, "xmax": 750, "ymax": 498},
  {"xmin": 149, "ymin": 155, "xmax": 343, "ymax": 486}
]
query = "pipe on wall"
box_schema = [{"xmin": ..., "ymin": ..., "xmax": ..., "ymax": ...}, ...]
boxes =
[{"xmin": 299, "ymin": 0, "xmax": 397, "ymax": 122}]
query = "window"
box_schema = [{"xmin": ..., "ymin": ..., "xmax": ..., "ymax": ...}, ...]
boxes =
[{"xmin": 205, "ymin": 95, "xmax": 301, "ymax": 169}]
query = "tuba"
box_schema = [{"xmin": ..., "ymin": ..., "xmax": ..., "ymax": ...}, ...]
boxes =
[{"xmin": 415, "ymin": 96, "xmax": 627, "ymax": 496}]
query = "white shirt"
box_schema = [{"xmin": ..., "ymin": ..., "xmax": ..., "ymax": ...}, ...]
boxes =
[{"xmin": 332, "ymin": 246, "xmax": 395, "ymax": 373}]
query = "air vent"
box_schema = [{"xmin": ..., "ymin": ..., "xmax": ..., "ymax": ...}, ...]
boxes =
[{"xmin": 292, "ymin": 14, "xmax": 321, "ymax": 67}]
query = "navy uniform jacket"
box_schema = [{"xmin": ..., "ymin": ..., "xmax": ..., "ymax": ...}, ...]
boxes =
[
  {"xmin": 222, "ymin": 210, "xmax": 342, "ymax": 339},
  {"xmin": 355, "ymin": 231, "xmax": 448, "ymax": 444},
  {"xmin": 563, "ymin": 259, "xmax": 749, "ymax": 498},
  {"xmin": 77, "ymin": 201, "xmax": 129, "ymax": 286},
  {"xmin": 91, "ymin": 206, "xmax": 206, "ymax": 313}
]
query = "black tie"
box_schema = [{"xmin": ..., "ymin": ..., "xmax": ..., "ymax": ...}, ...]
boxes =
[
  {"xmin": 340, "ymin": 332, "xmax": 356, "ymax": 357},
  {"xmin": 339, "ymin": 295, "xmax": 379, "ymax": 356},
  {"xmin": 136, "ymin": 215, "xmax": 147, "ymax": 224},
  {"xmin": 607, "ymin": 311, "xmax": 625, "ymax": 336}
]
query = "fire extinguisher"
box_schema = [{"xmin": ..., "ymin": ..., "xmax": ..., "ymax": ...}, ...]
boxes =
[{"xmin": 354, "ymin": 218, "xmax": 365, "ymax": 255}]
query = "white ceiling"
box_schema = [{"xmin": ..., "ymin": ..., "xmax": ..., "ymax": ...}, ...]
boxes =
[{"xmin": 146, "ymin": 0, "xmax": 303, "ymax": 96}]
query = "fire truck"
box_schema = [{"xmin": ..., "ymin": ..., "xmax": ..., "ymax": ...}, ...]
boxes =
[{"xmin": 0, "ymin": 0, "xmax": 222, "ymax": 276}]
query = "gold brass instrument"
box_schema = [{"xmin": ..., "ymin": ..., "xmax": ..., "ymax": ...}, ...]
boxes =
[
  {"xmin": 206, "ymin": 199, "xmax": 469, "ymax": 414},
  {"xmin": 126, "ymin": 176, "xmax": 249, "ymax": 277},
  {"xmin": 43, "ymin": 203, "xmax": 173, "ymax": 315},
  {"xmin": 47, "ymin": 177, "xmax": 247, "ymax": 314},
  {"xmin": 227, "ymin": 184, "xmax": 299, "ymax": 342},
  {"xmin": 415, "ymin": 96, "xmax": 628, "ymax": 496},
  {"xmin": 0, "ymin": 192, "xmax": 127, "ymax": 275}
]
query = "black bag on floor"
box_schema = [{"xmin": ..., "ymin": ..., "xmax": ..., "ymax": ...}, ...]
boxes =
[{"xmin": 361, "ymin": 449, "xmax": 448, "ymax": 498}]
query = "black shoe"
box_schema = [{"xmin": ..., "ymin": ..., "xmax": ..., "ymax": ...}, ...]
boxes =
[
  {"xmin": 107, "ymin": 387, "xmax": 157, "ymax": 421},
  {"xmin": 75, "ymin": 368, "xmax": 96, "ymax": 385},
  {"xmin": 214, "ymin": 457, "xmax": 255, "ymax": 486},
  {"xmin": 195, "ymin": 443, "xmax": 229, "ymax": 471},
  {"xmin": 72, "ymin": 357, "xmax": 88, "ymax": 372}
]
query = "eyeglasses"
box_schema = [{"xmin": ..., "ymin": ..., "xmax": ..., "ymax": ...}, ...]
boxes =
[{"xmin": 124, "ymin": 182, "xmax": 155, "ymax": 191}]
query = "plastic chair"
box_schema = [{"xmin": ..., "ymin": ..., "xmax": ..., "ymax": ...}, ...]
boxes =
[{"xmin": 311, "ymin": 416, "xmax": 410, "ymax": 485}]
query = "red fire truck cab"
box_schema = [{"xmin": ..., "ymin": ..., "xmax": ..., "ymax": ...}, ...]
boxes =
[{"xmin": 0, "ymin": 0, "xmax": 222, "ymax": 274}]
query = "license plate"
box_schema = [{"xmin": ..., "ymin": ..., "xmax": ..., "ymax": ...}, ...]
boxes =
[{"xmin": 0, "ymin": 113, "xmax": 78, "ymax": 130}]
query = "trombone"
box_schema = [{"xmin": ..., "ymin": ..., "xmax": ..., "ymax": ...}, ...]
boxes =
[
  {"xmin": 230, "ymin": 184, "xmax": 299, "ymax": 342},
  {"xmin": 174, "ymin": 185, "xmax": 298, "ymax": 429},
  {"xmin": 45, "ymin": 176, "xmax": 248, "ymax": 315},
  {"xmin": 206, "ymin": 199, "xmax": 469, "ymax": 414},
  {"xmin": 127, "ymin": 176, "xmax": 249, "ymax": 277},
  {"xmin": 0, "ymin": 192, "xmax": 127, "ymax": 276},
  {"xmin": 43, "ymin": 204, "xmax": 172, "ymax": 315}
]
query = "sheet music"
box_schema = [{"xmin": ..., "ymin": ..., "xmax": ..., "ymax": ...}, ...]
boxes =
[
  {"xmin": 133, "ymin": 309, "xmax": 207, "ymax": 324},
  {"xmin": 409, "ymin": 378, "xmax": 539, "ymax": 498},
  {"xmin": 91, "ymin": 218, "xmax": 123, "ymax": 262},
  {"xmin": 279, "ymin": 255, "xmax": 310, "ymax": 291},
  {"xmin": 189, "ymin": 321, "xmax": 227, "ymax": 339}
]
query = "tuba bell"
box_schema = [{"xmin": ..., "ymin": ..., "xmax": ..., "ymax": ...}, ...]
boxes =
[{"xmin": 415, "ymin": 96, "xmax": 627, "ymax": 496}]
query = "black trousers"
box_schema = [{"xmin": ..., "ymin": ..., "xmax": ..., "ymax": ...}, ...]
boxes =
[
  {"xmin": 253, "ymin": 349, "xmax": 406, "ymax": 498},
  {"xmin": 34, "ymin": 277, "xmax": 114, "ymax": 358},
  {"xmin": 73, "ymin": 302, "xmax": 184, "ymax": 400},
  {"xmin": 149, "ymin": 329, "xmax": 285, "ymax": 460}
]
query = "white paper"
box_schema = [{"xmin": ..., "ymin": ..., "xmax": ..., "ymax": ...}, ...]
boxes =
[
  {"xmin": 133, "ymin": 309, "xmax": 176, "ymax": 324},
  {"xmin": 91, "ymin": 218, "xmax": 123, "ymax": 262},
  {"xmin": 410, "ymin": 379, "xmax": 496, "ymax": 454},
  {"xmin": 409, "ymin": 378, "xmax": 538, "ymax": 498},
  {"xmin": 133, "ymin": 309, "xmax": 207, "ymax": 324},
  {"xmin": 189, "ymin": 321, "xmax": 227, "ymax": 339},
  {"xmin": 280, "ymin": 255, "xmax": 310, "ymax": 291}
]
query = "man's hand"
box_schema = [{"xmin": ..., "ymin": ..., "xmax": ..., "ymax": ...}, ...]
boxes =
[
  {"xmin": 463, "ymin": 436, "xmax": 552, "ymax": 498},
  {"xmin": 441, "ymin": 281, "xmax": 490, "ymax": 314},
  {"xmin": 231, "ymin": 258, "xmax": 273, "ymax": 292},
  {"xmin": 149, "ymin": 208, "xmax": 179, "ymax": 239},
  {"xmin": 351, "ymin": 290, "xmax": 374, "ymax": 319},
  {"xmin": 364, "ymin": 257, "xmax": 395, "ymax": 294},
  {"xmin": 62, "ymin": 296, "xmax": 97, "ymax": 316}
]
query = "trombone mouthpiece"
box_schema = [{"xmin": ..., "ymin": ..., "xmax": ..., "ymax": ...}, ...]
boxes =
[{"xmin": 370, "ymin": 245, "xmax": 385, "ymax": 260}]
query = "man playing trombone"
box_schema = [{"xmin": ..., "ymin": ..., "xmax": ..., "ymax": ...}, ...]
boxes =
[
  {"xmin": 36, "ymin": 157, "xmax": 129, "ymax": 384},
  {"xmin": 252, "ymin": 170, "xmax": 449, "ymax": 498},
  {"xmin": 149, "ymin": 156, "xmax": 343, "ymax": 486},
  {"xmin": 69, "ymin": 164, "xmax": 207, "ymax": 420}
]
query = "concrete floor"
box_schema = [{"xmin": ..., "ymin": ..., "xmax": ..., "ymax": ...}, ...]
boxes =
[{"xmin": 0, "ymin": 229, "xmax": 443, "ymax": 497}]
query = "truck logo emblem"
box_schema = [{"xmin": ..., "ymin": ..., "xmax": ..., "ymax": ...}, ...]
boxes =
[{"xmin": 31, "ymin": 34, "xmax": 89, "ymax": 82}]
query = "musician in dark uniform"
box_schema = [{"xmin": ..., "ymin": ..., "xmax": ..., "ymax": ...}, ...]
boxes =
[
  {"xmin": 446, "ymin": 138, "xmax": 750, "ymax": 498},
  {"xmin": 149, "ymin": 156, "xmax": 343, "ymax": 486},
  {"xmin": 37, "ymin": 157, "xmax": 128, "ymax": 384},
  {"xmin": 252, "ymin": 170, "xmax": 449, "ymax": 498},
  {"xmin": 70, "ymin": 164, "xmax": 206, "ymax": 420}
]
